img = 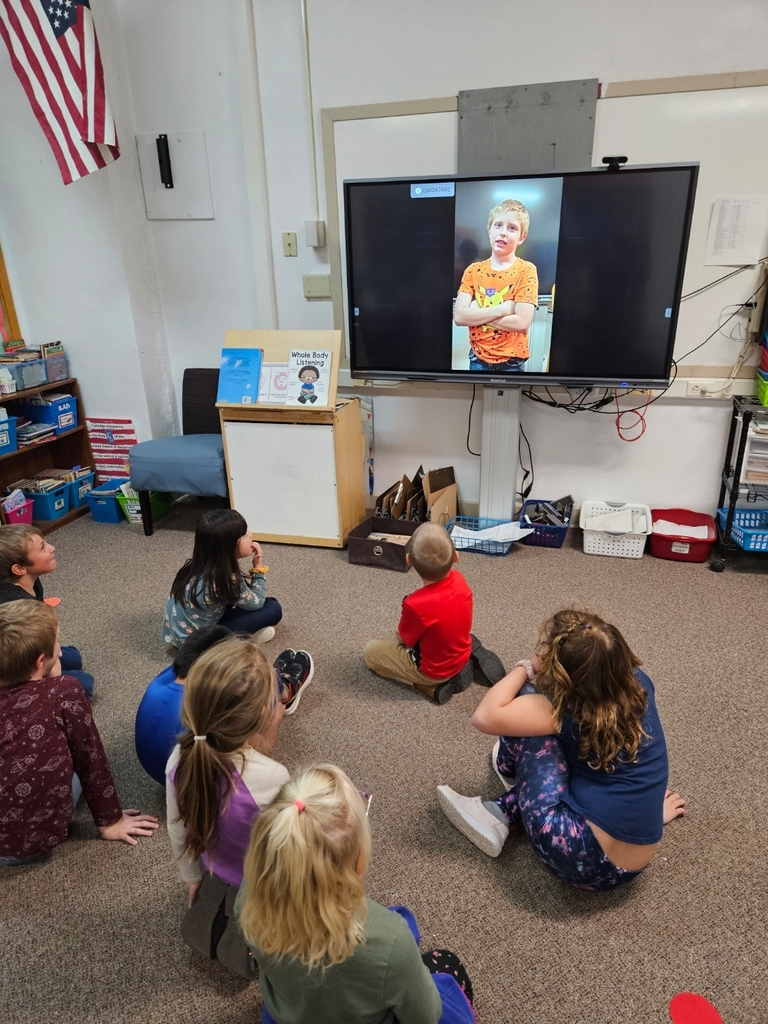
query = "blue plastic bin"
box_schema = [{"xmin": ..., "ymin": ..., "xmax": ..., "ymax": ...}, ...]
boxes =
[
  {"xmin": 0, "ymin": 416, "xmax": 17, "ymax": 456},
  {"xmin": 13, "ymin": 395, "xmax": 77, "ymax": 435},
  {"xmin": 3, "ymin": 360, "xmax": 47, "ymax": 391},
  {"xmin": 445, "ymin": 515, "xmax": 517, "ymax": 556},
  {"xmin": 84, "ymin": 478, "xmax": 129, "ymax": 523},
  {"xmin": 518, "ymin": 499, "xmax": 573, "ymax": 548},
  {"xmin": 23, "ymin": 483, "xmax": 70, "ymax": 521},
  {"xmin": 67, "ymin": 471, "xmax": 95, "ymax": 509}
]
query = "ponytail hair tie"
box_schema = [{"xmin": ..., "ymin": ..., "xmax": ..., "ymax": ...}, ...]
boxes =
[
  {"xmin": 193, "ymin": 735, "xmax": 207, "ymax": 742},
  {"xmin": 293, "ymin": 800, "xmax": 305, "ymax": 812}
]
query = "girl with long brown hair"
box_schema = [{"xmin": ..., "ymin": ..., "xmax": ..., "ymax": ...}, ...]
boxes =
[
  {"xmin": 163, "ymin": 508, "xmax": 282, "ymax": 648},
  {"xmin": 166, "ymin": 634, "xmax": 313, "ymax": 974},
  {"xmin": 438, "ymin": 609, "xmax": 685, "ymax": 891}
]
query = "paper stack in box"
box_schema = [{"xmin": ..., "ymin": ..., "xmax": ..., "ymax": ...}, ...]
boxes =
[{"xmin": 582, "ymin": 508, "xmax": 648, "ymax": 534}]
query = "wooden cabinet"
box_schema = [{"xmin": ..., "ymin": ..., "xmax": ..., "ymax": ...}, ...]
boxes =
[
  {"xmin": 0, "ymin": 377, "xmax": 94, "ymax": 534},
  {"xmin": 220, "ymin": 398, "xmax": 366, "ymax": 548}
]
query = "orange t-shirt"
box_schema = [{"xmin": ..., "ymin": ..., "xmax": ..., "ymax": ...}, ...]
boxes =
[{"xmin": 458, "ymin": 257, "xmax": 539, "ymax": 363}]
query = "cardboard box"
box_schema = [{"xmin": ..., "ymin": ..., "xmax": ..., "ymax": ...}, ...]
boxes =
[
  {"xmin": 423, "ymin": 466, "xmax": 457, "ymax": 526},
  {"xmin": 347, "ymin": 516, "xmax": 419, "ymax": 571}
]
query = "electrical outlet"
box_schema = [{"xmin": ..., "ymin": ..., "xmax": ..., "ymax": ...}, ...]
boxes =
[{"xmin": 686, "ymin": 381, "xmax": 714, "ymax": 397}]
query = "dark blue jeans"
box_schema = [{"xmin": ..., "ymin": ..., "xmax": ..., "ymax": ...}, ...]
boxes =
[
  {"xmin": 219, "ymin": 597, "xmax": 283, "ymax": 635},
  {"xmin": 60, "ymin": 645, "xmax": 94, "ymax": 700},
  {"xmin": 468, "ymin": 350, "xmax": 526, "ymax": 373}
]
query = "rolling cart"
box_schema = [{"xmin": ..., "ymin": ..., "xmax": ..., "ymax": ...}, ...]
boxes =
[{"xmin": 711, "ymin": 395, "xmax": 768, "ymax": 571}]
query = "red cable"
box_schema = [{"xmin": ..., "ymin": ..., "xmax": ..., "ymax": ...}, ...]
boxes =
[{"xmin": 614, "ymin": 389, "xmax": 651, "ymax": 442}]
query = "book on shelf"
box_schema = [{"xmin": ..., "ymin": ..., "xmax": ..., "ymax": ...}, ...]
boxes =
[
  {"xmin": 2, "ymin": 488, "xmax": 27, "ymax": 513},
  {"xmin": 8, "ymin": 477, "xmax": 62, "ymax": 493},
  {"xmin": 217, "ymin": 348, "xmax": 263, "ymax": 405},
  {"xmin": 21, "ymin": 391, "xmax": 73, "ymax": 405},
  {"xmin": 40, "ymin": 341, "xmax": 65, "ymax": 358},
  {"xmin": 16, "ymin": 423, "xmax": 56, "ymax": 445}
]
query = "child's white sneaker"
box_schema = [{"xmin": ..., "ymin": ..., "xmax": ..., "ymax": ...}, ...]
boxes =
[
  {"xmin": 491, "ymin": 739, "xmax": 514, "ymax": 791},
  {"xmin": 253, "ymin": 626, "xmax": 276, "ymax": 644},
  {"xmin": 436, "ymin": 785, "xmax": 509, "ymax": 858}
]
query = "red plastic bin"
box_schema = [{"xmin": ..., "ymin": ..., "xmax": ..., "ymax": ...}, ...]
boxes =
[
  {"xmin": 4, "ymin": 498, "xmax": 34, "ymax": 525},
  {"xmin": 650, "ymin": 508, "xmax": 716, "ymax": 563}
]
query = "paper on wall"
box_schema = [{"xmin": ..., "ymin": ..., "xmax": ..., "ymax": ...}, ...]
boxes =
[{"xmin": 704, "ymin": 195, "xmax": 768, "ymax": 266}]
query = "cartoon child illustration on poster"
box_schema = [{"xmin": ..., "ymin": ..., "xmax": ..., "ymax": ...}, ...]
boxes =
[
  {"xmin": 286, "ymin": 349, "xmax": 332, "ymax": 406},
  {"xmin": 297, "ymin": 365, "xmax": 320, "ymax": 403}
]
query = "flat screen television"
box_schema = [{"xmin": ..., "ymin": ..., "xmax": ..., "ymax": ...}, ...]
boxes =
[{"xmin": 344, "ymin": 163, "xmax": 699, "ymax": 388}]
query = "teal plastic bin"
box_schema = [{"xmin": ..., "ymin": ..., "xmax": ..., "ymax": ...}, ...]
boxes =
[
  {"xmin": 84, "ymin": 479, "xmax": 129, "ymax": 524},
  {"xmin": 67, "ymin": 471, "xmax": 95, "ymax": 509}
]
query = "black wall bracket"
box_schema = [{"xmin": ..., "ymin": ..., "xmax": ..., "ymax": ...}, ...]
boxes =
[{"xmin": 156, "ymin": 135, "xmax": 174, "ymax": 189}]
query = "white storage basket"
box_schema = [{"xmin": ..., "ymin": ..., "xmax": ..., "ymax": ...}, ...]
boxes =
[{"xmin": 579, "ymin": 500, "xmax": 652, "ymax": 559}]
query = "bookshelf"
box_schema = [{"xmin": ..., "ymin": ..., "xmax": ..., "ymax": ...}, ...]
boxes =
[{"xmin": 0, "ymin": 377, "xmax": 94, "ymax": 534}]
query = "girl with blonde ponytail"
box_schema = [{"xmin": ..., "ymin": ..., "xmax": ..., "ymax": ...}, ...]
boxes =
[
  {"xmin": 237, "ymin": 765, "xmax": 476, "ymax": 1024},
  {"xmin": 438, "ymin": 609, "xmax": 685, "ymax": 891},
  {"xmin": 166, "ymin": 635, "xmax": 293, "ymax": 976}
]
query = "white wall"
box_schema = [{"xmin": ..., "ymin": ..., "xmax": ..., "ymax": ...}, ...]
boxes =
[
  {"xmin": 2, "ymin": 0, "xmax": 768, "ymax": 507},
  {"xmin": 0, "ymin": 53, "xmax": 153, "ymax": 436},
  {"xmin": 251, "ymin": 0, "xmax": 768, "ymax": 512},
  {"xmin": 117, "ymin": 0, "xmax": 260, "ymax": 392}
]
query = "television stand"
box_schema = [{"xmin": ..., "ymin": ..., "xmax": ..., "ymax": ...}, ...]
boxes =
[{"xmin": 479, "ymin": 385, "xmax": 521, "ymax": 521}]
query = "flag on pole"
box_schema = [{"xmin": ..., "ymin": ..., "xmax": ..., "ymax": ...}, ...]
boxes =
[{"xmin": 0, "ymin": 0, "xmax": 119, "ymax": 185}]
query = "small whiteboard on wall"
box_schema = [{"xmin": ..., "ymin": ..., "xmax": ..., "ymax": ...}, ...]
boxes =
[{"xmin": 224, "ymin": 420, "xmax": 340, "ymax": 541}]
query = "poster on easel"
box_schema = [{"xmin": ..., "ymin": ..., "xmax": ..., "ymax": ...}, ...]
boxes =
[
  {"xmin": 259, "ymin": 362, "xmax": 289, "ymax": 404},
  {"xmin": 285, "ymin": 349, "xmax": 332, "ymax": 407}
]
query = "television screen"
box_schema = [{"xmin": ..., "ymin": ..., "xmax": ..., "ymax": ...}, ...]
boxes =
[{"xmin": 344, "ymin": 164, "xmax": 698, "ymax": 388}]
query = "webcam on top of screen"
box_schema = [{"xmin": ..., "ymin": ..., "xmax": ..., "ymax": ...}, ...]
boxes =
[{"xmin": 602, "ymin": 155, "xmax": 628, "ymax": 172}]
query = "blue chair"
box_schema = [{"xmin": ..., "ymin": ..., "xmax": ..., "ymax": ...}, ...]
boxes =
[{"xmin": 129, "ymin": 368, "xmax": 228, "ymax": 536}]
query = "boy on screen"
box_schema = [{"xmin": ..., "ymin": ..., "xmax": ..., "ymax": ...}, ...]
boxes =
[{"xmin": 454, "ymin": 199, "xmax": 539, "ymax": 371}]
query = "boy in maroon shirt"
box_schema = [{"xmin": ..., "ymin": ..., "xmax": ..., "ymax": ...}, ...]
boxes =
[
  {"xmin": 0, "ymin": 602, "xmax": 158, "ymax": 864},
  {"xmin": 364, "ymin": 522, "xmax": 505, "ymax": 704}
]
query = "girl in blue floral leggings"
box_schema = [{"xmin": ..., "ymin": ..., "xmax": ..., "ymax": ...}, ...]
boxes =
[{"xmin": 438, "ymin": 610, "xmax": 685, "ymax": 891}]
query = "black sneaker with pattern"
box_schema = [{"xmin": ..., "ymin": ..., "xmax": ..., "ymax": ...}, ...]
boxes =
[
  {"xmin": 470, "ymin": 635, "xmax": 506, "ymax": 687},
  {"xmin": 282, "ymin": 651, "xmax": 314, "ymax": 716},
  {"xmin": 273, "ymin": 649, "xmax": 296, "ymax": 676}
]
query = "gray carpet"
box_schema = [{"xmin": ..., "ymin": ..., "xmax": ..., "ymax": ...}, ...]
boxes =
[{"xmin": 1, "ymin": 500, "xmax": 765, "ymax": 1024}]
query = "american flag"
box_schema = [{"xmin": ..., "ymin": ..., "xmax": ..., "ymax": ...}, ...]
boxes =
[{"xmin": 0, "ymin": 0, "xmax": 119, "ymax": 185}]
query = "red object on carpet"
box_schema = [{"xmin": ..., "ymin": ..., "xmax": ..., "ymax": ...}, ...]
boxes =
[{"xmin": 669, "ymin": 993, "xmax": 723, "ymax": 1024}]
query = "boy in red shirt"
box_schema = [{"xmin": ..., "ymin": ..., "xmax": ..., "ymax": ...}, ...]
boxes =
[
  {"xmin": 0, "ymin": 601, "xmax": 158, "ymax": 864},
  {"xmin": 364, "ymin": 522, "xmax": 505, "ymax": 704}
]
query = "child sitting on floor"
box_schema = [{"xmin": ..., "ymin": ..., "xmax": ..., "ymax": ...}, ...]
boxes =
[
  {"xmin": 163, "ymin": 509, "xmax": 282, "ymax": 649},
  {"xmin": 0, "ymin": 524, "xmax": 95, "ymax": 699},
  {"xmin": 437, "ymin": 609, "xmax": 686, "ymax": 890},
  {"xmin": 364, "ymin": 521, "xmax": 505, "ymax": 704},
  {"xmin": 236, "ymin": 764, "xmax": 476, "ymax": 1024},
  {"xmin": 136, "ymin": 625, "xmax": 314, "ymax": 787},
  {"xmin": 0, "ymin": 602, "xmax": 158, "ymax": 865},
  {"xmin": 166, "ymin": 634, "xmax": 313, "ymax": 976}
]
